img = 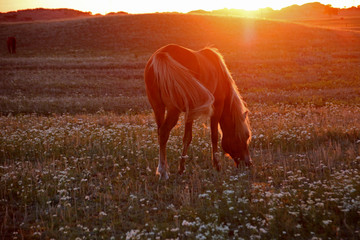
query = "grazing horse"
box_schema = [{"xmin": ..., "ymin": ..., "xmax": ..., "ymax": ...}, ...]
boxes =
[
  {"xmin": 144, "ymin": 44, "xmax": 251, "ymax": 180},
  {"xmin": 7, "ymin": 37, "xmax": 16, "ymax": 54}
]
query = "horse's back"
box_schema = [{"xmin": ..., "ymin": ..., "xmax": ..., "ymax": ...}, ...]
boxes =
[
  {"xmin": 145, "ymin": 44, "xmax": 214, "ymax": 120},
  {"xmin": 145, "ymin": 44, "xmax": 198, "ymax": 86},
  {"xmin": 154, "ymin": 44, "xmax": 200, "ymax": 75}
]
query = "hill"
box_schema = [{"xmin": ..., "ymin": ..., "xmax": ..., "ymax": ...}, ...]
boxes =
[
  {"xmin": 2, "ymin": 2, "xmax": 360, "ymax": 24},
  {"xmin": 189, "ymin": 2, "xmax": 360, "ymax": 19},
  {"xmin": 0, "ymin": 13, "xmax": 360, "ymax": 114},
  {"xmin": 1, "ymin": 13, "xmax": 359, "ymax": 56},
  {"xmin": 0, "ymin": 8, "xmax": 93, "ymax": 22}
]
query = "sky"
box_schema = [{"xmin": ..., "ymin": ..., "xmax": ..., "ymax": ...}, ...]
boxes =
[{"xmin": 1, "ymin": 0, "xmax": 359, "ymax": 15}]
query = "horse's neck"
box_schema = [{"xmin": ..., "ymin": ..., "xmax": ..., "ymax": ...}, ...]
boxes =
[{"xmin": 219, "ymin": 94, "xmax": 236, "ymax": 137}]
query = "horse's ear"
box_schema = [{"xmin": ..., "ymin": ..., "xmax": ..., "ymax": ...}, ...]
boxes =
[{"xmin": 243, "ymin": 111, "xmax": 248, "ymax": 119}]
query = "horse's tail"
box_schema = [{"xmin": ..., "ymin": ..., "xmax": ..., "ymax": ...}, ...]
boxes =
[{"xmin": 149, "ymin": 52, "xmax": 214, "ymax": 121}]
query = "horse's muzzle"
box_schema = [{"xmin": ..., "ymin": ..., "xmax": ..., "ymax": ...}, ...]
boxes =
[{"xmin": 235, "ymin": 156, "xmax": 252, "ymax": 168}]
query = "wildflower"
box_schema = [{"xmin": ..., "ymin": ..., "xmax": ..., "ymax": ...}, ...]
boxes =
[
  {"xmin": 307, "ymin": 199, "xmax": 314, "ymax": 205},
  {"xmin": 182, "ymin": 220, "xmax": 195, "ymax": 227},
  {"xmin": 196, "ymin": 233, "xmax": 206, "ymax": 240},
  {"xmin": 223, "ymin": 190, "xmax": 234, "ymax": 195},
  {"xmin": 246, "ymin": 223, "xmax": 257, "ymax": 231},
  {"xmin": 167, "ymin": 204, "xmax": 175, "ymax": 210},
  {"xmin": 99, "ymin": 211, "xmax": 107, "ymax": 217},
  {"xmin": 322, "ymin": 220, "xmax": 332, "ymax": 225},
  {"xmin": 198, "ymin": 193, "xmax": 209, "ymax": 198},
  {"xmin": 126, "ymin": 229, "xmax": 140, "ymax": 240},
  {"xmin": 315, "ymin": 202, "xmax": 324, "ymax": 208}
]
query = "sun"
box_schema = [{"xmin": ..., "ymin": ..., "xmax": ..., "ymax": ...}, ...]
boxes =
[
  {"xmin": 226, "ymin": 0, "xmax": 291, "ymax": 11},
  {"xmin": 232, "ymin": 1, "xmax": 268, "ymax": 11}
]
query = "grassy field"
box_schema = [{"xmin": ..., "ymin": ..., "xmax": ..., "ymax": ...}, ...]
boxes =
[{"xmin": 1, "ymin": 14, "xmax": 360, "ymax": 239}]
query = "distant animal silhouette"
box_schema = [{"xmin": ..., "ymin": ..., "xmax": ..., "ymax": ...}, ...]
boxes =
[
  {"xmin": 144, "ymin": 44, "xmax": 252, "ymax": 180},
  {"xmin": 7, "ymin": 37, "xmax": 16, "ymax": 54}
]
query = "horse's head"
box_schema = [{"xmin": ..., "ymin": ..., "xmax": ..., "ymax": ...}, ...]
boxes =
[
  {"xmin": 221, "ymin": 130, "xmax": 252, "ymax": 167},
  {"xmin": 221, "ymin": 111, "xmax": 252, "ymax": 167}
]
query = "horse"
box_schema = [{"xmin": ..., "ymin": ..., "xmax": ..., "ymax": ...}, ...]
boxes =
[
  {"xmin": 144, "ymin": 44, "xmax": 251, "ymax": 180},
  {"xmin": 7, "ymin": 37, "xmax": 16, "ymax": 54}
]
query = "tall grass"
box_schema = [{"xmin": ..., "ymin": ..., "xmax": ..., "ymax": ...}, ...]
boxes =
[{"xmin": 1, "ymin": 103, "xmax": 359, "ymax": 239}]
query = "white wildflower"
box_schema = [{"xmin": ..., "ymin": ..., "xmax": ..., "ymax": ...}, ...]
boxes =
[
  {"xmin": 260, "ymin": 228, "xmax": 268, "ymax": 234},
  {"xmin": 126, "ymin": 229, "xmax": 140, "ymax": 240},
  {"xmin": 223, "ymin": 190, "xmax": 234, "ymax": 195},
  {"xmin": 322, "ymin": 220, "xmax": 332, "ymax": 225},
  {"xmin": 99, "ymin": 211, "xmax": 107, "ymax": 217}
]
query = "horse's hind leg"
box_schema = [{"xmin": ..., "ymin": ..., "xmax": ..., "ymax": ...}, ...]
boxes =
[
  {"xmin": 157, "ymin": 108, "xmax": 180, "ymax": 180},
  {"xmin": 179, "ymin": 120, "xmax": 193, "ymax": 174}
]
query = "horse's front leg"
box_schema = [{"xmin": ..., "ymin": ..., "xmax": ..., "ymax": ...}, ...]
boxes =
[
  {"xmin": 211, "ymin": 116, "xmax": 221, "ymax": 171},
  {"xmin": 157, "ymin": 109, "xmax": 180, "ymax": 180},
  {"xmin": 179, "ymin": 120, "xmax": 193, "ymax": 174}
]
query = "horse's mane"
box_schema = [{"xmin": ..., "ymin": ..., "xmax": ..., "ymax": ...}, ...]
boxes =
[{"xmin": 199, "ymin": 47, "xmax": 251, "ymax": 143}]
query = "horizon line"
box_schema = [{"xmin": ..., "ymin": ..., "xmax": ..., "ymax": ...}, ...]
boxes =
[{"xmin": 1, "ymin": 2, "xmax": 359, "ymax": 15}]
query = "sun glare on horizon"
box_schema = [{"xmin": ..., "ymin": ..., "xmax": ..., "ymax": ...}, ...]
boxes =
[
  {"xmin": 1, "ymin": 0, "xmax": 359, "ymax": 14},
  {"xmin": 97, "ymin": 0, "xmax": 360, "ymax": 14}
]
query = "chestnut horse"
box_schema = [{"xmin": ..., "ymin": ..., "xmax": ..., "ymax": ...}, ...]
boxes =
[{"xmin": 144, "ymin": 44, "xmax": 251, "ymax": 180}]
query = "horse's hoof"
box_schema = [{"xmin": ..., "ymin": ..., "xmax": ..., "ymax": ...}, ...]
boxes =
[
  {"xmin": 158, "ymin": 171, "xmax": 169, "ymax": 180},
  {"xmin": 156, "ymin": 165, "xmax": 169, "ymax": 180},
  {"xmin": 161, "ymin": 172, "xmax": 169, "ymax": 180}
]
